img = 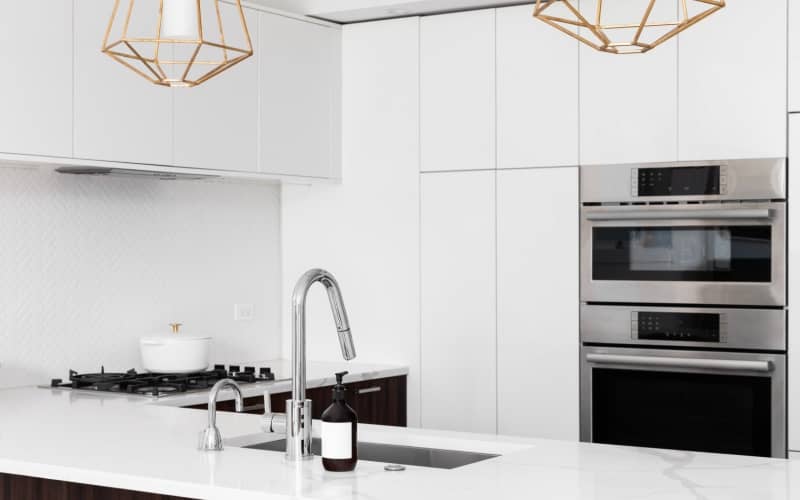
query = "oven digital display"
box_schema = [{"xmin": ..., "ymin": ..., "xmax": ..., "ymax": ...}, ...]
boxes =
[
  {"xmin": 637, "ymin": 166, "xmax": 721, "ymax": 196},
  {"xmin": 637, "ymin": 312, "xmax": 720, "ymax": 342}
]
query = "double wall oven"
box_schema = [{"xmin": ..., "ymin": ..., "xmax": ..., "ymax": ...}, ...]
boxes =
[{"xmin": 579, "ymin": 158, "xmax": 787, "ymax": 458}]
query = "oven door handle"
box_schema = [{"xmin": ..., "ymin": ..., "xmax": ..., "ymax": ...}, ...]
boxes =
[
  {"xmin": 585, "ymin": 353, "xmax": 773, "ymax": 373},
  {"xmin": 584, "ymin": 208, "xmax": 772, "ymax": 221}
]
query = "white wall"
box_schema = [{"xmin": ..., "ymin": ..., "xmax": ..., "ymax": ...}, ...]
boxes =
[
  {"xmin": 0, "ymin": 167, "xmax": 282, "ymax": 388},
  {"xmin": 281, "ymin": 17, "xmax": 421, "ymax": 426}
]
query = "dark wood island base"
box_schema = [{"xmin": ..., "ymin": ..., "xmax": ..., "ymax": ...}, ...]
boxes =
[{"xmin": 0, "ymin": 473, "xmax": 195, "ymax": 500}]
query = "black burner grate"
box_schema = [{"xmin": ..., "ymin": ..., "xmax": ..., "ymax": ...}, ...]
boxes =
[{"xmin": 50, "ymin": 365, "xmax": 274, "ymax": 397}]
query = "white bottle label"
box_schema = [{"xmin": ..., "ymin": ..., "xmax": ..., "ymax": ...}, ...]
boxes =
[{"xmin": 321, "ymin": 421, "xmax": 352, "ymax": 460}]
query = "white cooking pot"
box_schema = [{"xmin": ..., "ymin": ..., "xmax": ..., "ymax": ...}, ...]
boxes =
[{"xmin": 140, "ymin": 324, "xmax": 212, "ymax": 373}]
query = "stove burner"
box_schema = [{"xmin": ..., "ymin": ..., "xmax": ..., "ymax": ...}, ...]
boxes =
[
  {"xmin": 133, "ymin": 385, "xmax": 182, "ymax": 397},
  {"xmin": 50, "ymin": 364, "xmax": 275, "ymax": 398}
]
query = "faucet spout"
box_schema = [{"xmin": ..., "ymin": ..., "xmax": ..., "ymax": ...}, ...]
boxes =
[
  {"xmin": 286, "ymin": 268, "xmax": 356, "ymax": 461},
  {"xmin": 291, "ymin": 269, "xmax": 356, "ymax": 401}
]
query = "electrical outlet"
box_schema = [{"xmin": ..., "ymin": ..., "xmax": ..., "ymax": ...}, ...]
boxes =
[{"xmin": 234, "ymin": 303, "xmax": 254, "ymax": 321}]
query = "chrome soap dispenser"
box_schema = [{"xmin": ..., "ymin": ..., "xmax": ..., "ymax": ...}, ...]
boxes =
[{"xmin": 321, "ymin": 371, "xmax": 358, "ymax": 471}]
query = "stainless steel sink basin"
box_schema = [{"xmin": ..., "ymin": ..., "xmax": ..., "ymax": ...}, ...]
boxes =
[{"xmin": 244, "ymin": 438, "xmax": 500, "ymax": 469}]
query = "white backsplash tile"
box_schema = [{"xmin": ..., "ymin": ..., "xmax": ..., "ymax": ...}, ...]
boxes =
[{"xmin": 0, "ymin": 167, "xmax": 282, "ymax": 388}]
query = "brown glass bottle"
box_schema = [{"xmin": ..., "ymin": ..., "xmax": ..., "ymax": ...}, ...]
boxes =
[{"xmin": 321, "ymin": 371, "xmax": 358, "ymax": 472}]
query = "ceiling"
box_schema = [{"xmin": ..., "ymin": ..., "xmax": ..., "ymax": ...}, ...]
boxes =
[{"xmin": 253, "ymin": 0, "xmax": 533, "ymax": 23}]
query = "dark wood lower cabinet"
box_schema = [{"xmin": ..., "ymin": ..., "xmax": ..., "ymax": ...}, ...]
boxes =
[
  {"xmin": 184, "ymin": 375, "xmax": 407, "ymax": 427},
  {"xmin": 0, "ymin": 473, "xmax": 194, "ymax": 500}
]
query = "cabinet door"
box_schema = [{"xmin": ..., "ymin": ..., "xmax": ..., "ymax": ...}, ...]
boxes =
[
  {"xmin": 790, "ymin": 0, "xmax": 800, "ymax": 112},
  {"xmin": 788, "ymin": 115, "xmax": 800, "ymax": 451},
  {"xmin": 74, "ymin": 0, "xmax": 172, "ymax": 165},
  {"xmin": 497, "ymin": 167, "xmax": 579, "ymax": 440},
  {"xmin": 496, "ymin": 5, "xmax": 578, "ymax": 169},
  {"xmin": 420, "ymin": 10, "xmax": 495, "ymax": 172},
  {"xmin": 173, "ymin": 7, "xmax": 259, "ymax": 172},
  {"xmin": 260, "ymin": 13, "xmax": 340, "ymax": 178},
  {"xmin": 0, "ymin": 1, "xmax": 72, "ymax": 157},
  {"xmin": 679, "ymin": 1, "xmax": 786, "ymax": 160},
  {"xmin": 349, "ymin": 377, "xmax": 407, "ymax": 427},
  {"xmin": 421, "ymin": 171, "xmax": 496, "ymax": 433},
  {"xmin": 579, "ymin": 2, "xmax": 678, "ymax": 165}
]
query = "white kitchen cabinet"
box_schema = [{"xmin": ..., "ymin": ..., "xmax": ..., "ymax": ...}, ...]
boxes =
[
  {"xmin": 173, "ymin": 7, "xmax": 259, "ymax": 172},
  {"xmin": 790, "ymin": 0, "xmax": 800, "ymax": 112},
  {"xmin": 579, "ymin": 2, "xmax": 678, "ymax": 165},
  {"xmin": 420, "ymin": 10, "xmax": 495, "ymax": 172},
  {"xmin": 260, "ymin": 12, "xmax": 341, "ymax": 178},
  {"xmin": 679, "ymin": 0, "xmax": 786, "ymax": 160},
  {"xmin": 421, "ymin": 170, "xmax": 496, "ymax": 433},
  {"xmin": 788, "ymin": 115, "xmax": 800, "ymax": 451},
  {"xmin": 496, "ymin": 5, "xmax": 578, "ymax": 169},
  {"xmin": 497, "ymin": 167, "xmax": 579, "ymax": 440},
  {"xmin": 74, "ymin": 0, "xmax": 173, "ymax": 166},
  {"xmin": 0, "ymin": 1, "xmax": 72, "ymax": 158}
]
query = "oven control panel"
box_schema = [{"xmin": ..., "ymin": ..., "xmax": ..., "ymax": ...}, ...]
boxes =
[
  {"xmin": 631, "ymin": 165, "xmax": 727, "ymax": 197},
  {"xmin": 631, "ymin": 311, "xmax": 727, "ymax": 343}
]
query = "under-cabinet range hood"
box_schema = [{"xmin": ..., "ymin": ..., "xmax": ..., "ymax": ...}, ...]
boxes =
[{"xmin": 55, "ymin": 166, "xmax": 221, "ymax": 181}]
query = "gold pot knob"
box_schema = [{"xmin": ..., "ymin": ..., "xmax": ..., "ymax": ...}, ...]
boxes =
[{"xmin": 169, "ymin": 323, "xmax": 183, "ymax": 334}]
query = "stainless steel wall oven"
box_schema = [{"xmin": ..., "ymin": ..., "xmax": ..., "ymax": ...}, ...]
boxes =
[{"xmin": 579, "ymin": 158, "xmax": 787, "ymax": 458}]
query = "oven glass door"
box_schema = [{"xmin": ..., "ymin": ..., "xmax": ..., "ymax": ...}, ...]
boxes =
[
  {"xmin": 581, "ymin": 348, "xmax": 786, "ymax": 458},
  {"xmin": 592, "ymin": 226, "xmax": 771, "ymax": 282},
  {"xmin": 593, "ymin": 368, "xmax": 771, "ymax": 456},
  {"xmin": 581, "ymin": 203, "xmax": 786, "ymax": 306}
]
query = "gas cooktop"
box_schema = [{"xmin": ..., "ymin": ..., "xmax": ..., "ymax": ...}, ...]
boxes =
[{"xmin": 49, "ymin": 364, "xmax": 275, "ymax": 398}]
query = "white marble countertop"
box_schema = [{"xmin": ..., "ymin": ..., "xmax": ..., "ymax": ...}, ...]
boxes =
[{"xmin": 0, "ymin": 378, "xmax": 798, "ymax": 499}]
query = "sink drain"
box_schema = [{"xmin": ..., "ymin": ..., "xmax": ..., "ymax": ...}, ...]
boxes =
[{"xmin": 384, "ymin": 464, "xmax": 406, "ymax": 472}]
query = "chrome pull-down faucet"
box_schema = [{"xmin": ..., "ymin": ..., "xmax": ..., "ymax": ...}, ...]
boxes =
[{"xmin": 262, "ymin": 269, "xmax": 356, "ymax": 461}]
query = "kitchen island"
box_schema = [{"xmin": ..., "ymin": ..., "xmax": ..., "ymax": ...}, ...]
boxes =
[{"xmin": 0, "ymin": 385, "xmax": 796, "ymax": 500}]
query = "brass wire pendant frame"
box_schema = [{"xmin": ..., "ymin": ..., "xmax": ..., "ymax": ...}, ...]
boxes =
[
  {"xmin": 533, "ymin": 0, "xmax": 725, "ymax": 54},
  {"xmin": 102, "ymin": 0, "xmax": 253, "ymax": 87}
]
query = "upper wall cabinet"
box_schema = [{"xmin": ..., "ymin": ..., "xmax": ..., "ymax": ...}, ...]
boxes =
[
  {"xmin": 173, "ymin": 7, "xmax": 259, "ymax": 172},
  {"xmin": 0, "ymin": 1, "xmax": 73, "ymax": 158},
  {"xmin": 74, "ymin": 0, "xmax": 173, "ymax": 166},
  {"xmin": 679, "ymin": 0, "xmax": 786, "ymax": 160},
  {"xmin": 496, "ymin": 5, "xmax": 578, "ymax": 169},
  {"xmin": 420, "ymin": 10, "xmax": 495, "ymax": 172},
  {"xmin": 260, "ymin": 12, "xmax": 341, "ymax": 179}
]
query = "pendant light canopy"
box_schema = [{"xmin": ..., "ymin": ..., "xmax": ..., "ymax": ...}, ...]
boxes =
[
  {"xmin": 533, "ymin": 0, "xmax": 725, "ymax": 54},
  {"xmin": 102, "ymin": 0, "xmax": 253, "ymax": 87}
]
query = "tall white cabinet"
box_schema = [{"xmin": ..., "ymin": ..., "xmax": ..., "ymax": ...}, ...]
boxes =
[
  {"xmin": 579, "ymin": 1, "xmax": 678, "ymax": 165},
  {"xmin": 678, "ymin": 0, "xmax": 787, "ymax": 160},
  {"xmin": 497, "ymin": 167, "xmax": 579, "ymax": 440},
  {"xmin": 0, "ymin": 0, "xmax": 73, "ymax": 158},
  {"xmin": 420, "ymin": 10, "xmax": 495, "ymax": 172},
  {"xmin": 788, "ymin": 115, "xmax": 800, "ymax": 451},
  {"xmin": 496, "ymin": 5, "xmax": 579, "ymax": 169},
  {"xmin": 790, "ymin": 0, "xmax": 800, "ymax": 112},
  {"xmin": 421, "ymin": 171, "xmax": 497, "ymax": 433}
]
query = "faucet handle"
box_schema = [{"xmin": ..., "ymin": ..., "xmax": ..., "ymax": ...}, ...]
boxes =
[{"xmin": 261, "ymin": 389, "xmax": 287, "ymax": 435}]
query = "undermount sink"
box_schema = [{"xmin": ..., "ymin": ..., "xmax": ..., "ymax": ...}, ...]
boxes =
[{"xmin": 245, "ymin": 438, "xmax": 500, "ymax": 470}]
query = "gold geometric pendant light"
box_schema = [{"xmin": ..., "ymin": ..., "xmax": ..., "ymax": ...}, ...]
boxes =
[
  {"xmin": 533, "ymin": 0, "xmax": 725, "ymax": 54},
  {"xmin": 102, "ymin": 0, "xmax": 253, "ymax": 87}
]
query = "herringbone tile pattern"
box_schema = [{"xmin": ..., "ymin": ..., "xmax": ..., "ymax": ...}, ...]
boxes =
[{"xmin": 0, "ymin": 167, "xmax": 282, "ymax": 388}]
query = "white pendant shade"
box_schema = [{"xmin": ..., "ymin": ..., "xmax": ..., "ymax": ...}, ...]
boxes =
[{"xmin": 162, "ymin": 0, "xmax": 199, "ymax": 40}]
